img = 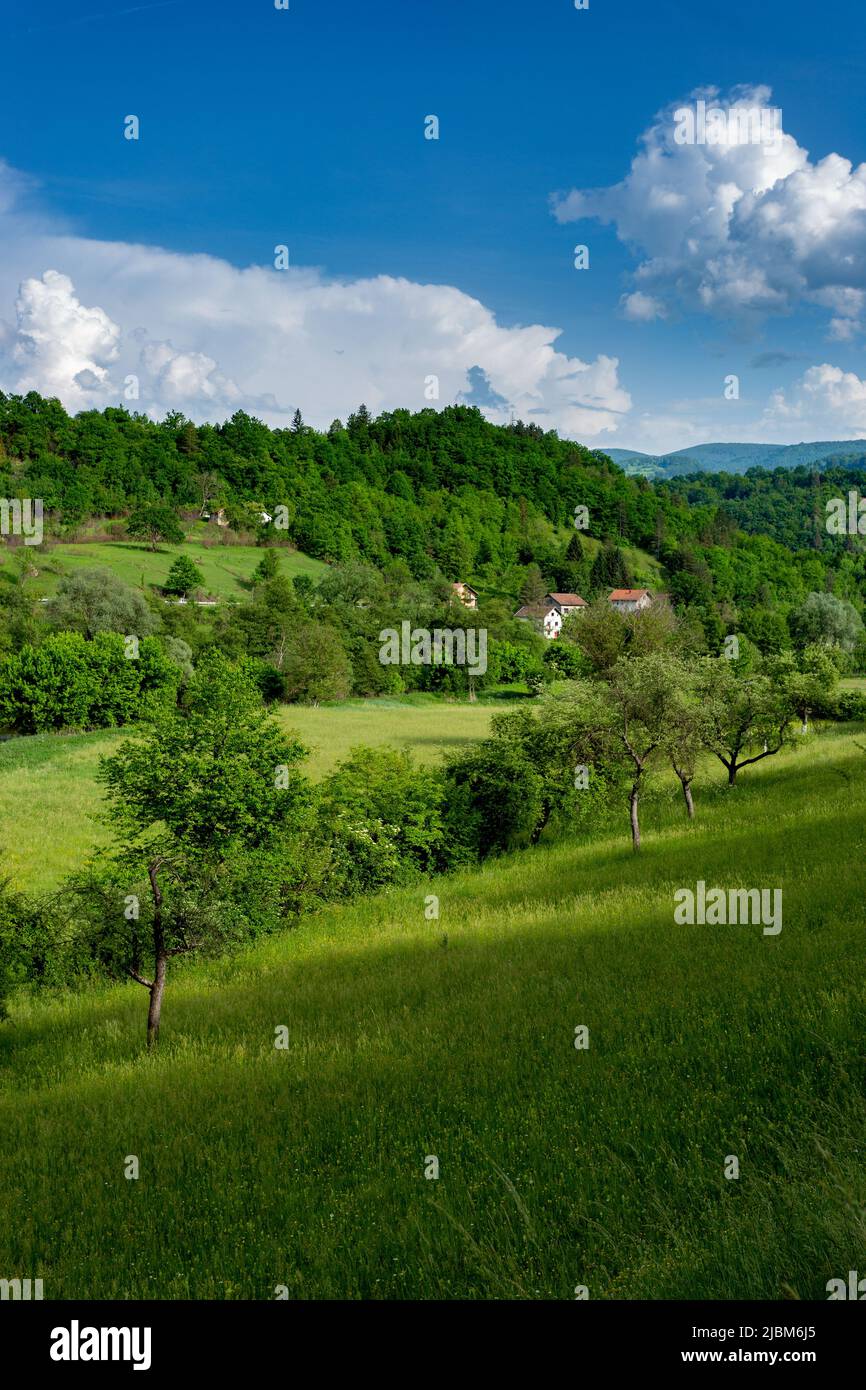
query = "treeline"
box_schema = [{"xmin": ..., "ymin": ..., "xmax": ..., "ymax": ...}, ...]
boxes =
[
  {"xmin": 2, "ymin": 392, "xmax": 865, "ymax": 627},
  {"xmin": 0, "ymin": 557, "xmax": 558, "ymax": 728},
  {"xmin": 3, "ymin": 548, "xmax": 864, "ymax": 735}
]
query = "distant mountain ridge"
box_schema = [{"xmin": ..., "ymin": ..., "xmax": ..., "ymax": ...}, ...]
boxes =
[{"xmin": 605, "ymin": 441, "xmax": 866, "ymax": 478}]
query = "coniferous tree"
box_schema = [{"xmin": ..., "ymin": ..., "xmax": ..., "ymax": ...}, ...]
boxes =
[
  {"xmin": 589, "ymin": 541, "xmax": 631, "ymax": 595},
  {"xmin": 164, "ymin": 555, "xmax": 205, "ymax": 598},
  {"xmin": 520, "ymin": 564, "xmax": 546, "ymax": 606}
]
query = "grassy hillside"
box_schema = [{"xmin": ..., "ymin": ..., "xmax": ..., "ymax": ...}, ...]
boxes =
[
  {"xmin": 1, "ymin": 726, "xmax": 864, "ymax": 1299},
  {"xmin": 0, "ymin": 696, "xmax": 526, "ymax": 892},
  {"xmin": 1, "ymin": 537, "xmax": 327, "ymax": 602}
]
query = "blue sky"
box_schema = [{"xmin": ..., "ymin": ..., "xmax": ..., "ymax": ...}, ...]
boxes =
[{"xmin": 1, "ymin": 0, "xmax": 865, "ymax": 451}]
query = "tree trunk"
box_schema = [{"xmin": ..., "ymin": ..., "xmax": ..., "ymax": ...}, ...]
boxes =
[
  {"xmin": 147, "ymin": 955, "xmax": 167, "ymax": 1050},
  {"xmin": 530, "ymin": 799, "xmax": 551, "ymax": 845},
  {"xmin": 147, "ymin": 858, "xmax": 166, "ymax": 1049},
  {"xmin": 728, "ymin": 763, "xmax": 737, "ymax": 786},
  {"xmin": 629, "ymin": 784, "xmax": 641, "ymax": 851},
  {"xmin": 682, "ymin": 777, "xmax": 695, "ymax": 819}
]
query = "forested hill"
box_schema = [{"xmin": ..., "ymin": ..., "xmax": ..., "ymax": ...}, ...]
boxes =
[
  {"xmin": 658, "ymin": 463, "xmax": 866, "ymax": 552},
  {"xmin": 607, "ymin": 440, "xmax": 866, "ymax": 478},
  {"xmin": 0, "ymin": 392, "xmax": 863, "ymax": 622},
  {"xmin": 0, "ymin": 392, "xmax": 705, "ymax": 560}
]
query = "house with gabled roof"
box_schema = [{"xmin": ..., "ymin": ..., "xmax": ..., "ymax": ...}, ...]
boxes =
[
  {"xmin": 545, "ymin": 592, "xmax": 587, "ymax": 617},
  {"xmin": 608, "ymin": 588, "xmax": 652, "ymax": 612},
  {"xmin": 451, "ymin": 582, "xmax": 478, "ymax": 609},
  {"xmin": 513, "ymin": 602, "xmax": 562, "ymax": 639}
]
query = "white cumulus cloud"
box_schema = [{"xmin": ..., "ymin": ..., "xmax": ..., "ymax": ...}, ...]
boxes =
[
  {"xmin": 761, "ymin": 363, "xmax": 866, "ymax": 436},
  {"xmin": 12, "ymin": 269, "xmax": 120, "ymax": 410},
  {"xmin": 0, "ymin": 160, "xmax": 630, "ymax": 439},
  {"xmin": 551, "ymin": 85, "xmax": 866, "ymax": 336},
  {"xmin": 621, "ymin": 291, "xmax": 666, "ymax": 322}
]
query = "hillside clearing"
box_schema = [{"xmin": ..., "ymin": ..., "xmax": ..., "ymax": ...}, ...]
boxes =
[{"xmin": 1, "ymin": 538, "xmax": 327, "ymax": 602}]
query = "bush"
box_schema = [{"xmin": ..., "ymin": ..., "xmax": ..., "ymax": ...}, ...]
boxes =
[
  {"xmin": 443, "ymin": 742, "xmax": 545, "ymax": 857},
  {"xmin": 0, "ymin": 632, "xmax": 180, "ymax": 733},
  {"xmin": 0, "ymin": 880, "xmax": 76, "ymax": 1016},
  {"xmin": 836, "ymin": 690, "xmax": 866, "ymax": 722},
  {"xmin": 49, "ymin": 568, "xmax": 158, "ymax": 640},
  {"xmin": 496, "ymin": 639, "xmax": 546, "ymax": 685},
  {"xmin": 543, "ymin": 642, "xmax": 586, "ymax": 680},
  {"xmin": 282, "ymin": 623, "xmax": 353, "ymax": 703},
  {"xmin": 315, "ymin": 747, "xmax": 457, "ymax": 896},
  {"xmin": 239, "ymin": 656, "xmax": 285, "ymax": 703}
]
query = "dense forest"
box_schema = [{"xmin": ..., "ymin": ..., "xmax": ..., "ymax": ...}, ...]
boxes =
[
  {"xmin": 2, "ymin": 390, "xmax": 865, "ymax": 608},
  {"xmin": 0, "ymin": 391, "xmax": 865, "ymax": 711},
  {"xmin": 659, "ymin": 462, "xmax": 866, "ymax": 553}
]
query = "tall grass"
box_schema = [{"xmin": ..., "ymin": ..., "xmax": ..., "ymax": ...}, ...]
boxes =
[{"xmin": 1, "ymin": 726, "xmax": 863, "ymax": 1299}]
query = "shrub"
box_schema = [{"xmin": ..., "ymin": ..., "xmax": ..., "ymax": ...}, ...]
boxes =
[
  {"xmin": 49, "ymin": 568, "xmax": 158, "ymax": 640},
  {"xmin": 282, "ymin": 623, "xmax": 353, "ymax": 703},
  {"xmin": 443, "ymin": 742, "xmax": 545, "ymax": 857},
  {"xmin": 0, "ymin": 879, "xmax": 76, "ymax": 1016},
  {"xmin": 496, "ymin": 639, "xmax": 546, "ymax": 684},
  {"xmin": 315, "ymin": 747, "xmax": 457, "ymax": 896},
  {"xmin": 836, "ymin": 689, "xmax": 866, "ymax": 722},
  {"xmin": 543, "ymin": 641, "xmax": 585, "ymax": 680},
  {"xmin": 0, "ymin": 632, "xmax": 180, "ymax": 733}
]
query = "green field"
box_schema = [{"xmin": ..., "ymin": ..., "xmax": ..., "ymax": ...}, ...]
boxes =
[
  {"xmin": 1, "ymin": 725, "xmax": 864, "ymax": 1299},
  {"xmin": 0, "ymin": 697, "xmax": 523, "ymax": 893},
  {"xmin": 2, "ymin": 538, "xmax": 327, "ymax": 602}
]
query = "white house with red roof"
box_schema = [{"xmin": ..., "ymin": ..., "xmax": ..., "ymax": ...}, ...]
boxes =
[{"xmin": 608, "ymin": 588, "xmax": 652, "ymax": 612}]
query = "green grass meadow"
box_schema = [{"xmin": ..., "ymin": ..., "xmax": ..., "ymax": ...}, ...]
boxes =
[
  {"xmin": 1, "ymin": 724, "xmax": 864, "ymax": 1299},
  {"xmin": 2, "ymin": 537, "xmax": 326, "ymax": 602},
  {"xmin": 0, "ymin": 697, "xmax": 522, "ymax": 892}
]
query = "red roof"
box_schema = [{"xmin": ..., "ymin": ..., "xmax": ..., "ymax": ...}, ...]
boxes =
[
  {"xmin": 547, "ymin": 592, "xmax": 586, "ymax": 606},
  {"xmin": 609, "ymin": 589, "xmax": 651, "ymax": 601}
]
